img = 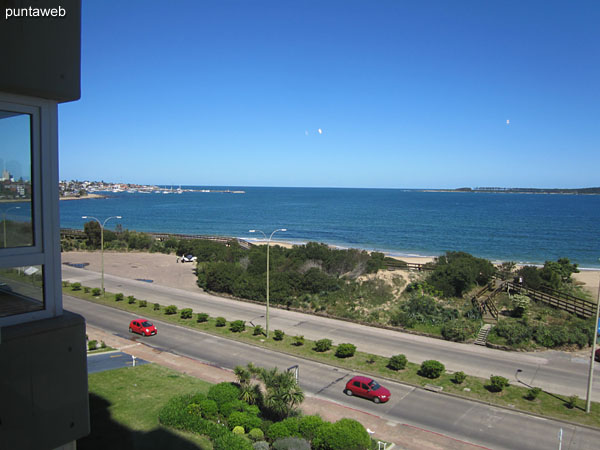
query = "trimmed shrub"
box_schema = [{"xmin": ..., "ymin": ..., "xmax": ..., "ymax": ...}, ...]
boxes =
[
  {"xmin": 87, "ymin": 340, "xmax": 97, "ymax": 351},
  {"xmin": 220, "ymin": 400, "xmax": 248, "ymax": 418},
  {"xmin": 208, "ymin": 382, "xmax": 240, "ymax": 407},
  {"xmin": 228, "ymin": 411, "xmax": 262, "ymax": 432},
  {"xmin": 313, "ymin": 418, "xmax": 370, "ymax": 450},
  {"xmin": 115, "ymin": 293, "xmax": 124, "ymax": 301},
  {"xmin": 452, "ymin": 371, "xmax": 467, "ymax": 384},
  {"xmin": 268, "ymin": 421, "xmax": 294, "ymax": 441},
  {"xmin": 100, "ymin": 341, "xmax": 107, "ymax": 348},
  {"xmin": 233, "ymin": 426, "xmax": 245, "ymax": 435},
  {"xmin": 280, "ymin": 417, "xmax": 300, "ymax": 437},
  {"xmin": 71, "ymin": 282, "xmax": 82, "ymax": 291},
  {"xmin": 165, "ymin": 305, "xmax": 178, "ymax": 315},
  {"xmin": 213, "ymin": 433, "xmax": 254, "ymax": 450},
  {"xmin": 298, "ymin": 415, "xmax": 323, "ymax": 441},
  {"xmin": 488, "ymin": 375, "xmax": 509, "ymax": 392},
  {"xmin": 418, "ymin": 360, "xmax": 445, "ymax": 379},
  {"xmin": 153, "ymin": 302, "xmax": 161, "ymax": 310},
  {"xmin": 138, "ymin": 300, "xmax": 147, "ymax": 308},
  {"xmin": 313, "ymin": 339, "xmax": 332, "ymax": 352},
  {"xmin": 62, "ymin": 281, "xmax": 70, "ymax": 287},
  {"xmin": 566, "ymin": 395, "xmax": 578, "ymax": 409},
  {"xmin": 198, "ymin": 398, "xmax": 219, "ymax": 420},
  {"xmin": 273, "ymin": 437, "xmax": 311, "ymax": 450},
  {"xmin": 249, "ymin": 428, "xmax": 264, "ymax": 441},
  {"xmin": 127, "ymin": 295, "xmax": 136, "ymax": 304},
  {"xmin": 230, "ymin": 320, "xmax": 246, "ymax": 333},
  {"xmin": 387, "ymin": 354, "xmax": 407, "ymax": 371},
  {"xmin": 526, "ymin": 387, "xmax": 542, "ymax": 400},
  {"xmin": 293, "ymin": 335, "xmax": 305, "ymax": 346},
  {"xmin": 215, "ymin": 316, "xmax": 227, "ymax": 327},
  {"xmin": 197, "ymin": 312, "xmax": 209, "ymax": 323},
  {"xmin": 180, "ymin": 308, "xmax": 193, "ymax": 319},
  {"xmin": 92, "ymin": 287, "xmax": 101, "ymax": 296},
  {"xmin": 273, "ymin": 329, "xmax": 285, "ymax": 341},
  {"xmin": 335, "ymin": 343, "xmax": 356, "ymax": 358},
  {"xmin": 253, "ymin": 325, "xmax": 264, "ymax": 336},
  {"xmin": 84, "ymin": 286, "xmax": 90, "ymax": 293}
]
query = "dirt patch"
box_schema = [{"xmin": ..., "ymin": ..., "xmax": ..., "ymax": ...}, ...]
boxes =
[{"xmin": 61, "ymin": 250, "xmax": 200, "ymax": 292}]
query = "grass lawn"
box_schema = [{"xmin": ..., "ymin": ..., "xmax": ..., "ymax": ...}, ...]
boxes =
[
  {"xmin": 67, "ymin": 285, "xmax": 600, "ymax": 429},
  {"xmin": 79, "ymin": 364, "xmax": 213, "ymax": 450}
]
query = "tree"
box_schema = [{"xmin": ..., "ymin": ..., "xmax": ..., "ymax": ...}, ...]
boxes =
[
  {"xmin": 234, "ymin": 363, "xmax": 305, "ymax": 421},
  {"xmin": 83, "ymin": 220, "xmax": 101, "ymax": 249},
  {"xmin": 428, "ymin": 251, "xmax": 495, "ymax": 297}
]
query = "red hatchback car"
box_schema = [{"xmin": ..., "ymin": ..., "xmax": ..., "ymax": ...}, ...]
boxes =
[
  {"xmin": 129, "ymin": 319, "xmax": 157, "ymax": 336},
  {"xmin": 344, "ymin": 376, "xmax": 391, "ymax": 403}
]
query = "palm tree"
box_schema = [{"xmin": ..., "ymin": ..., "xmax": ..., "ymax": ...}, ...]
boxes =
[{"xmin": 235, "ymin": 363, "xmax": 305, "ymax": 420}]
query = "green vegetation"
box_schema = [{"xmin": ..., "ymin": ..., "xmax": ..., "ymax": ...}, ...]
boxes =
[
  {"xmin": 63, "ymin": 228, "xmax": 595, "ymax": 350},
  {"xmin": 157, "ymin": 365, "xmax": 374, "ymax": 449},
  {"xmin": 80, "ymin": 364, "xmax": 213, "ymax": 450},
  {"xmin": 68, "ymin": 282, "xmax": 600, "ymax": 427},
  {"xmin": 387, "ymin": 354, "xmax": 407, "ymax": 371},
  {"xmin": 418, "ymin": 360, "xmax": 445, "ymax": 379}
]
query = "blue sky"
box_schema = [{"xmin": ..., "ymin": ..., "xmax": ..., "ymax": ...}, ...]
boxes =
[{"xmin": 58, "ymin": 1, "xmax": 599, "ymax": 189}]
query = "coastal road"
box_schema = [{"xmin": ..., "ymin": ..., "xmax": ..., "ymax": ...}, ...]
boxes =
[
  {"xmin": 68, "ymin": 295, "xmax": 600, "ymax": 450},
  {"xmin": 62, "ymin": 265, "xmax": 600, "ymax": 400}
]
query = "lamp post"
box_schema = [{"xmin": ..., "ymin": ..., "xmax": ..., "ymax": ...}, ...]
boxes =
[
  {"xmin": 249, "ymin": 228, "xmax": 287, "ymax": 338},
  {"xmin": 585, "ymin": 266, "xmax": 600, "ymax": 413},
  {"xmin": 82, "ymin": 215, "xmax": 122, "ymax": 296},
  {"xmin": 3, "ymin": 206, "xmax": 21, "ymax": 248}
]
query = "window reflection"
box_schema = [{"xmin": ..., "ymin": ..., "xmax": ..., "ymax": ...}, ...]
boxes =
[
  {"xmin": 0, "ymin": 265, "xmax": 44, "ymax": 317},
  {"xmin": 0, "ymin": 111, "xmax": 33, "ymax": 247}
]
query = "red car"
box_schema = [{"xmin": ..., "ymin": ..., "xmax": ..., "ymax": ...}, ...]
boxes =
[
  {"xmin": 344, "ymin": 376, "xmax": 391, "ymax": 403},
  {"xmin": 129, "ymin": 319, "xmax": 157, "ymax": 336}
]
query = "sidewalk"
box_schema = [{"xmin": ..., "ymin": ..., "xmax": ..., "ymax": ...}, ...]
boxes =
[{"xmin": 86, "ymin": 325, "xmax": 490, "ymax": 450}]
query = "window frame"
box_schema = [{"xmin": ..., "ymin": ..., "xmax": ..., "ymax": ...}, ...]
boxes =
[{"xmin": 0, "ymin": 93, "xmax": 62, "ymax": 327}]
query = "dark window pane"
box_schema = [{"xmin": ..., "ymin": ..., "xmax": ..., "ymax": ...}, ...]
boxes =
[
  {"xmin": 0, "ymin": 265, "xmax": 44, "ymax": 317},
  {"xmin": 0, "ymin": 111, "xmax": 33, "ymax": 248}
]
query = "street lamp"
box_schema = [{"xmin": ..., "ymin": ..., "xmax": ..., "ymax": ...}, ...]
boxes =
[
  {"xmin": 249, "ymin": 228, "xmax": 287, "ymax": 338},
  {"xmin": 2, "ymin": 206, "xmax": 21, "ymax": 248},
  {"xmin": 82, "ymin": 215, "xmax": 122, "ymax": 296}
]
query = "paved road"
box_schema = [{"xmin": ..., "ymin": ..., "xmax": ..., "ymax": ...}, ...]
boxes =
[
  {"xmin": 63, "ymin": 265, "xmax": 600, "ymax": 400},
  {"xmin": 87, "ymin": 351, "xmax": 149, "ymax": 374},
  {"xmin": 68, "ymin": 296, "xmax": 600, "ymax": 450}
]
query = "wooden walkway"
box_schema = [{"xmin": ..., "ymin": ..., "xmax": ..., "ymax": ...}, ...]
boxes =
[{"xmin": 470, "ymin": 280, "xmax": 596, "ymax": 320}]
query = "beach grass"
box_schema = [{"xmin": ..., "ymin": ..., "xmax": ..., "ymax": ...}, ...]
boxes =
[{"xmin": 66, "ymin": 285, "xmax": 600, "ymax": 428}]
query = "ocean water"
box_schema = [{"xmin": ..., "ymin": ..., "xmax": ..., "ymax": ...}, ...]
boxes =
[{"xmin": 58, "ymin": 187, "xmax": 600, "ymax": 268}]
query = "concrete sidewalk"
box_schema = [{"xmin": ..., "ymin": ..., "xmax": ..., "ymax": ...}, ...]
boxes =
[{"xmin": 86, "ymin": 325, "xmax": 490, "ymax": 450}]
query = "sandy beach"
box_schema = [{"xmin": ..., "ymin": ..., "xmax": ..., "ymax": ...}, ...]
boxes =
[{"xmin": 61, "ymin": 248, "xmax": 599, "ymax": 299}]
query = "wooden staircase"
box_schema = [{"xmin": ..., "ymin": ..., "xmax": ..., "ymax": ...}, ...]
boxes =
[{"xmin": 474, "ymin": 323, "xmax": 493, "ymax": 346}]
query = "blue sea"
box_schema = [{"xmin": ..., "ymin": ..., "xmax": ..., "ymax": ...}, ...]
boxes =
[{"xmin": 57, "ymin": 187, "xmax": 600, "ymax": 268}]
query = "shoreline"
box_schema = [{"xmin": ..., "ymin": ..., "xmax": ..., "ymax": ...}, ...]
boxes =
[{"xmin": 60, "ymin": 193, "xmax": 107, "ymax": 201}]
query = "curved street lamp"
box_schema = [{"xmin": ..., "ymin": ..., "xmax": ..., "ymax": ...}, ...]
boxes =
[
  {"xmin": 82, "ymin": 215, "xmax": 122, "ymax": 296},
  {"xmin": 3, "ymin": 206, "xmax": 21, "ymax": 248},
  {"xmin": 249, "ymin": 228, "xmax": 287, "ymax": 338}
]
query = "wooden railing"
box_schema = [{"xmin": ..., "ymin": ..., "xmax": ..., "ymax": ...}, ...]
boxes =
[{"xmin": 506, "ymin": 281, "xmax": 596, "ymax": 318}]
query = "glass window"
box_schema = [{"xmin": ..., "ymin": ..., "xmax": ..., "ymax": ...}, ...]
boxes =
[
  {"xmin": 0, "ymin": 111, "xmax": 33, "ymax": 248},
  {"xmin": 0, "ymin": 265, "xmax": 44, "ymax": 317}
]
